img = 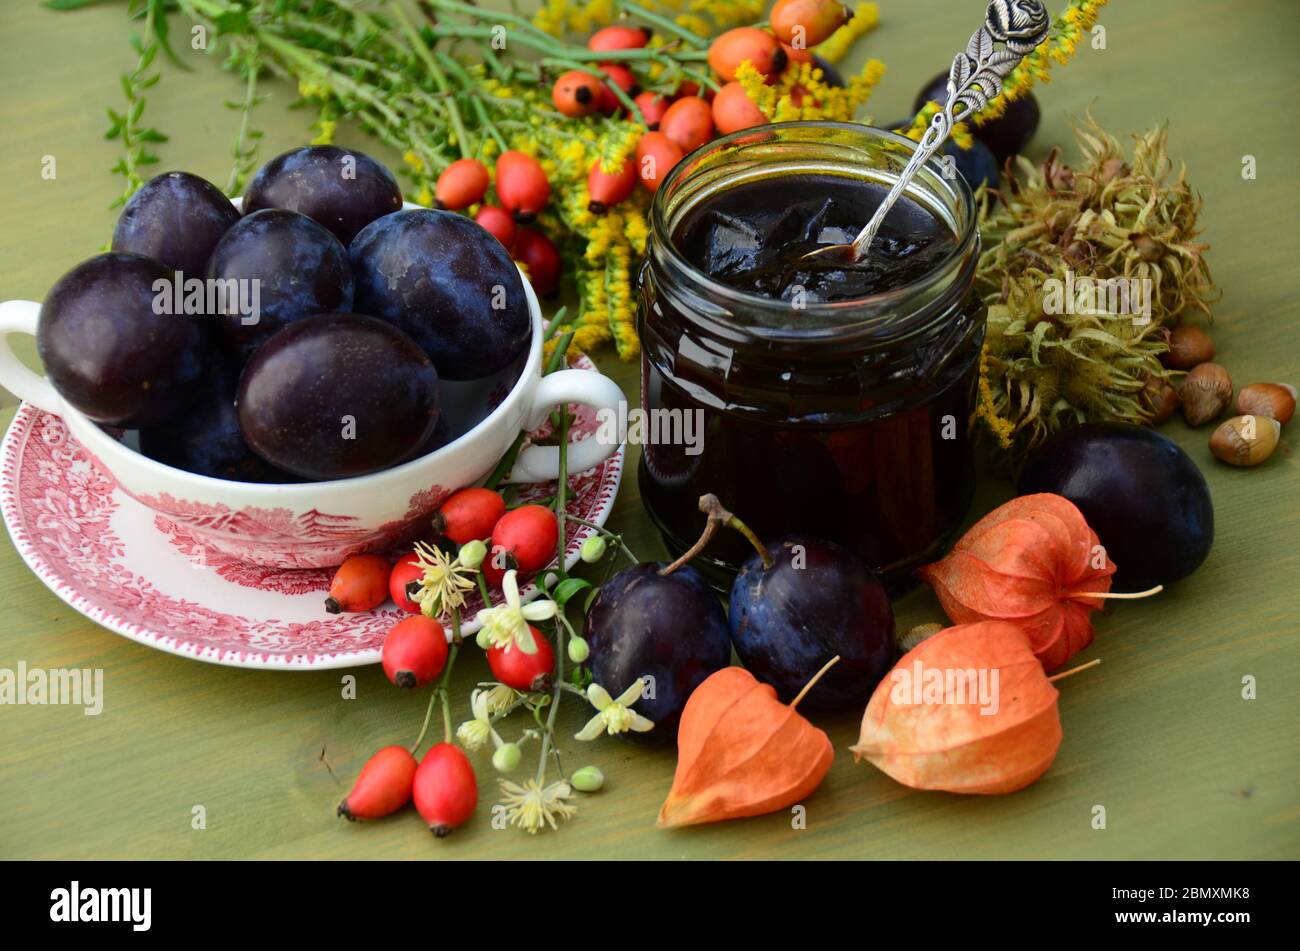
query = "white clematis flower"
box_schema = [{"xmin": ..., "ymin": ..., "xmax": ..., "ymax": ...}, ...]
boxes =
[
  {"xmin": 575, "ymin": 678, "xmax": 656, "ymax": 741},
  {"xmin": 474, "ymin": 570, "xmax": 557, "ymax": 654}
]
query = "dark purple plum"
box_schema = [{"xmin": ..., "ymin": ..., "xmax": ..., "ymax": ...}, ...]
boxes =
[
  {"xmin": 138, "ymin": 354, "xmax": 294, "ymax": 483},
  {"xmin": 243, "ymin": 146, "xmax": 402, "ymax": 246},
  {"xmin": 1018, "ymin": 423, "xmax": 1214, "ymax": 592},
  {"xmin": 112, "ymin": 171, "xmax": 240, "ymax": 277},
  {"xmin": 729, "ymin": 536, "xmax": 894, "ymax": 712},
  {"xmin": 876, "ymin": 123, "xmax": 999, "ymax": 192},
  {"xmin": 351, "ymin": 209, "xmax": 531, "ymax": 380},
  {"xmin": 237, "ymin": 313, "xmax": 440, "ymax": 480},
  {"xmin": 408, "ymin": 414, "xmax": 454, "ymax": 461},
  {"xmin": 206, "ymin": 209, "xmax": 354, "ymax": 360},
  {"xmin": 37, "ymin": 252, "xmax": 208, "ymax": 427},
  {"xmin": 583, "ymin": 562, "xmax": 732, "ymax": 744},
  {"xmin": 913, "ymin": 71, "xmax": 1041, "ymax": 163}
]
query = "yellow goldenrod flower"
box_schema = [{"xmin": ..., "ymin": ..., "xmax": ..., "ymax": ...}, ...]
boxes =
[{"xmin": 814, "ymin": 2, "xmax": 880, "ymax": 64}]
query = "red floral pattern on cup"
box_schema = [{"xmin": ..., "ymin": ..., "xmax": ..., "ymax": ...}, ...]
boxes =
[{"xmin": 1, "ymin": 405, "xmax": 622, "ymax": 668}]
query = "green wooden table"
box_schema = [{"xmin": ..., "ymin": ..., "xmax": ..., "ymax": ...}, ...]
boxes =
[{"xmin": 1, "ymin": 0, "xmax": 1297, "ymax": 860}]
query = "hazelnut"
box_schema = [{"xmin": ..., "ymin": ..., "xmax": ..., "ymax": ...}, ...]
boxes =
[
  {"xmin": 1210, "ymin": 415, "xmax": 1281, "ymax": 468},
  {"xmin": 1181, "ymin": 362, "xmax": 1233, "ymax": 427},
  {"xmin": 1163, "ymin": 325, "xmax": 1216, "ymax": 371},
  {"xmin": 1235, "ymin": 382, "xmax": 1296, "ymax": 426},
  {"xmin": 1142, "ymin": 377, "xmax": 1180, "ymax": 425}
]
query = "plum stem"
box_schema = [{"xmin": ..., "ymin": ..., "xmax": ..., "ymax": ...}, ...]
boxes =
[
  {"xmin": 1067, "ymin": 585, "xmax": 1164, "ymax": 601},
  {"xmin": 1047, "ymin": 658, "xmax": 1101, "ymax": 684},
  {"xmin": 791, "ymin": 655, "xmax": 841, "ymax": 711},
  {"xmin": 659, "ymin": 493, "xmax": 772, "ymax": 576}
]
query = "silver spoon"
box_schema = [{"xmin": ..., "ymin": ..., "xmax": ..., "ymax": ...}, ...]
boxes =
[{"xmin": 803, "ymin": 0, "xmax": 1052, "ymax": 264}]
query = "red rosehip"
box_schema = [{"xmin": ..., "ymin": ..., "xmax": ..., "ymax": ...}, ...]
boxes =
[
  {"xmin": 634, "ymin": 91, "xmax": 671, "ymax": 129},
  {"xmin": 433, "ymin": 487, "xmax": 507, "ymax": 545},
  {"xmin": 659, "ymin": 96, "xmax": 715, "ymax": 153},
  {"xmin": 413, "ymin": 742, "xmax": 478, "ymax": 837},
  {"xmin": 513, "ymin": 227, "xmax": 562, "ymax": 297},
  {"xmin": 434, "ymin": 158, "xmax": 489, "ymax": 210},
  {"xmin": 382, "ymin": 615, "xmax": 448, "ymax": 689},
  {"xmin": 495, "ymin": 151, "xmax": 551, "ymax": 222},
  {"xmin": 487, "ymin": 625, "xmax": 556, "ymax": 691},
  {"xmin": 338, "ymin": 745, "xmax": 418, "ymax": 821},
  {"xmin": 588, "ymin": 25, "xmax": 650, "ymax": 52},
  {"xmin": 551, "ymin": 69, "xmax": 604, "ymax": 118},
  {"xmin": 492, "ymin": 504, "xmax": 559, "ymax": 573},
  {"xmin": 389, "ymin": 551, "xmax": 424, "ymax": 614},
  {"xmin": 635, "ymin": 131, "xmax": 684, "ymax": 192},
  {"xmin": 325, "ymin": 554, "xmax": 391, "ymax": 614},
  {"xmin": 587, "ymin": 158, "xmax": 637, "ymax": 215},
  {"xmin": 596, "ymin": 63, "xmax": 639, "ymax": 113},
  {"xmin": 475, "ymin": 205, "xmax": 517, "ymax": 252}
]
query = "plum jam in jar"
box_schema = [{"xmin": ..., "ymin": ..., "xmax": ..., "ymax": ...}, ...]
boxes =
[{"xmin": 637, "ymin": 122, "xmax": 986, "ymax": 592}]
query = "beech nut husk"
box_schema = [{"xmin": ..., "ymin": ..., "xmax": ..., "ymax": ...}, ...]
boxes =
[
  {"xmin": 1210, "ymin": 415, "xmax": 1280, "ymax": 467},
  {"xmin": 1163, "ymin": 325, "xmax": 1216, "ymax": 371},
  {"xmin": 1235, "ymin": 383, "xmax": 1296, "ymax": 426},
  {"xmin": 1181, "ymin": 363, "xmax": 1233, "ymax": 426}
]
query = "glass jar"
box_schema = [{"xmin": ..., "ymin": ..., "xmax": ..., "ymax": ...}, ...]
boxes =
[{"xmin": 637, "ymin": 122, "xmax": 986, "ymax": 593}]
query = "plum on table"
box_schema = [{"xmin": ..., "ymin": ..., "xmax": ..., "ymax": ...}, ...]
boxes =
[
  {"xmin": 583, "ymin": 562, "xmax": 732, "ymax": 744},
  {"xmin": 37, "ymin": 252, "xmax": 209, "ymax": 428},
  {"xmin": 913, "ymin": 71, "xmax": 1040, "ymax": 164},
  {"xmin": 1018, "ymin": 423, "xmax": 1215, "ymax": 592},
  {"xmin": 236, "ymin": 313, "xmax": 441, "ymax": 480},
  {"xmin": 729, "ymin": 535, "xmax": 894, "ymax": 712}
]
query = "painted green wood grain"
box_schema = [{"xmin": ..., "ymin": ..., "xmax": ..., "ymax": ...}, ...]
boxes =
[{"xmin": 0, "ymin": 0, "xmax": 1297, "ymax": 860}]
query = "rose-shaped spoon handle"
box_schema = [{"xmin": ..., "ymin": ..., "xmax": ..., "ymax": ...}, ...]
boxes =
[{"xmin": 805, "ymin": 0, "xmax": 1052, "ymax": 264}]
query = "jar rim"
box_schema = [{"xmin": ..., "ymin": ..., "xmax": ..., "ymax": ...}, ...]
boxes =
[{"xmin": 648, "ymin": 121, "xmax": 979, "ymax": 345}]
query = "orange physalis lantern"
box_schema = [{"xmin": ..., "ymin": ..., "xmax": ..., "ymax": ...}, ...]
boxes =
[
  {"xmin": 851, "ymin": 622, "xmax": 1063, "ymax": 795},
  {"xmin": 918, "ymin": 493, "xmax": 1120, "ymax": 671},
  {"xmin": 658, "ymin": 663, "xmax": 836, "ymax": 828}
]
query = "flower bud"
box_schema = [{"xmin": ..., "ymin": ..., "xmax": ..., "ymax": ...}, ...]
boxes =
[
  {"xmin": 567, "ymin": 637, "xmax": 590, "ymax": 664},
  {"xmin": 579, "ymin": 535, "xmax": 607, "ymax": 563},
  {"xmin": 492, "ymin": 743, "xmax": 522, "ymax": 772},
  {"xmin": 459, "ymin": 539, "xmax": 487, "ymax": 569},
  {"xmin": 570, "ymin": 765, "xmax": 604, "ymax": 792}
]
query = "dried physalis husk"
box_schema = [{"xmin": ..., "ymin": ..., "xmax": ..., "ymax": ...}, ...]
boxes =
[
  {"xmin": 851, "ymin": 622, "xmax": 1063, "ymax": 795},
  {"xmin": 658, "ymin": 664, "xmax": 835, "ymax": 828},
  {"xmin": 918, "ymin": 494, "xmax": 1117, "ymax": 671}
]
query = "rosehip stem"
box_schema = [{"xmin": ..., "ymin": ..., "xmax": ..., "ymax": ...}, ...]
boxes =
[
  {"xmin": 660, "ymin": 493, "xmax": 772, "ymax": 575},
  {"xmin": 1066, "ymin": 585, "xmax": 1164, "ymax": 600},
  {"xmin": 1047, "ymin": 658, "xmax": 1101, "ymax": 684},
  {"xmin": 411, "ymin": 612, "xmax": 464, "ymax": 753},
  {"xmin": 791, "ymin": 655, "xmax": 841, "ymax": 710}
]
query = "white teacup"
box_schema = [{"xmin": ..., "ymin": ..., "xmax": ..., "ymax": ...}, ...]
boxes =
[{"xmin": 0, "ymin": 269, "xmax": 624, "ymax": 569}]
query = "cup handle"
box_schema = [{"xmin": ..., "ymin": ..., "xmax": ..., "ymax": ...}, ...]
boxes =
[
  {"xmin": 505, "ymin": 368, "xmax": 626, "ymax": 484},
  {"xmin": 0, "ymin": 300, "xmax": 60, "ymax": 414}
]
